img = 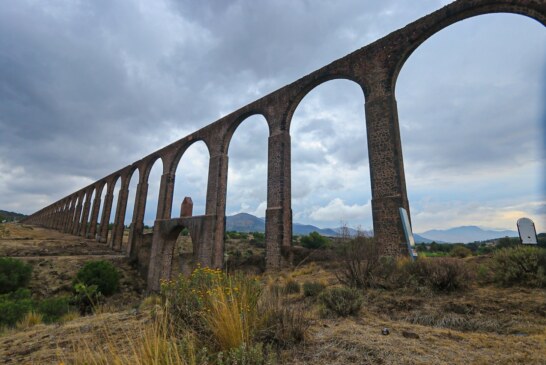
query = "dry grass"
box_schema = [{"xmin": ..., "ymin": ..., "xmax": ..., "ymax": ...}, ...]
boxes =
[
  {"xmin": 1, "ymin": 223, "xmax": 545, "ymax": 364},
  {"xmin": 203, "ymin": 276, "xmax": 261, "ymax": 350},
  {"xmin": 65, "ymin": 311, "xmax": 196, "ymax": 365},
  {"xmin": 16, "ymin": 311, "xmax": 43, "ymax": 329}
]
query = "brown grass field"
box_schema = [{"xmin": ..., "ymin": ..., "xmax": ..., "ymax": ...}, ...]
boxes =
[{"xmin": 0, "ymin": 222, "xmax": 544, "ymax": 364}]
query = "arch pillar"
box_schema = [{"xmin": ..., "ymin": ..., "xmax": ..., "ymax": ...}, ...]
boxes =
[
  {"xmin": 79, "ymin": 191, "xmax": 92, "ymax": 237},
  {"xmin": 365, "ymin": 76, "xmax": 410, "ymax": 256},
  {"xmin": 128, "ymin": 179, "xmax": 148, "ymax": 258},
  {"xmin": 88, "ymin": 185, "xmax": 103, "ymax": 238},
  {"xmin": 72, "ymin": 194, "xmax": 84, "ymax": 235},
  {"xmin": 98, "ymin": 183, "xmax": 115, "ymax": 243},
  {"xmin": 56, "ymin": 203, "xmax": 63, "ymax": 230},
  {"xmin": 63, "ymin": 198, "xmax": 75, "ymax": 233},
  {"xmin": 205, "ymin": 151, "xmax": 229, "ymax": 268},
  {"xmin": 265, "ymin": 129, "xmax": 292, "ymax": 271},
  {"xmin": 156, "ymin": 171, "xmax": 175, "ymax": 221},
  {"xmin": 111, "ymin": 176, "xmax": 130, "ymax": 251}
]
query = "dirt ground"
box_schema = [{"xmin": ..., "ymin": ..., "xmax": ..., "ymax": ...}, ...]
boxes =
[{"xmin": 0, "ymin": 223, "xmax": 545, "ymax": 364}]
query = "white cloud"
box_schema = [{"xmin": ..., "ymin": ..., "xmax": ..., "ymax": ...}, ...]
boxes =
[{"xmin": 310, "ymin": 198, "xmax": 372, "ymax": 223}]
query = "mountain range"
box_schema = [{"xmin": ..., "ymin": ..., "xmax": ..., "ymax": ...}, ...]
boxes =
[
  {"xmin": 0, "ymin": 209, "xmax": 524, "ymax": 243},
  {"xmin": 0, "ymin": 210, "xmax": 27, "ymax": 222},
  {"xmin": 226, "ymin": 213, "xmax": 341, "ymax": 236},
  {"xmin": 416, "ymin": 225, "xmax": 518, "ymax": 244},
  {"xmin": 226, "ymin": 213, "xmax": 521, "ymax": 243}
]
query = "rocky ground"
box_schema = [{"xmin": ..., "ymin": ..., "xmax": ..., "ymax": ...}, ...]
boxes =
[{"xmin": 0, "ymin": 223, "xmax": 545, "ymax": 364}]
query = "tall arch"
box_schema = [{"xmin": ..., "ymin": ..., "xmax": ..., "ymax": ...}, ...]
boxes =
[
  {"xmin": 391, "ymin": 1, "xmax": 546, "ymax": 90},
  {"xmin": 225, "ymin": 114, "xmax": 270, "ymax": 270},
  {"xmin": 290, "ymin": 79, "xmax": 371, "ymax": 234},
  {"xmin": 172, "ymin": 140, "xmax": 210, "ymax": 218},
  {"xmin": 396, "ymin": 13, "xmax": 546, "ymax": 234}
]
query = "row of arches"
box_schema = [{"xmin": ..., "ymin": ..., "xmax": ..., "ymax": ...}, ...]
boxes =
[{"xmin": 25, "ymin": 1, "xmax": 545, "ymax": 286}]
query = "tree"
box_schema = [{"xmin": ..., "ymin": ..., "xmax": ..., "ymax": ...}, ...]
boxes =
[{"xmin": 300, "ymin": 232, "xmax": 329, "ymax": 249}]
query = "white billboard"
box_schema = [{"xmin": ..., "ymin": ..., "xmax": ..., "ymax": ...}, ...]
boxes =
[{"xmin": 517, "ymin": 217, "xmax": 537, "ymax": 245}]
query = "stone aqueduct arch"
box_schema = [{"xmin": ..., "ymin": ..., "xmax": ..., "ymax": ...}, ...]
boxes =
[{"xmin": 23, "ymin": 0, "xmax": 545, "ymax": 291}]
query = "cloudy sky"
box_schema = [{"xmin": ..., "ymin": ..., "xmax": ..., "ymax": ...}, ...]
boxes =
[{"xmin": 1, "ymin": 0, "xmax": 544, "ymax": 233}]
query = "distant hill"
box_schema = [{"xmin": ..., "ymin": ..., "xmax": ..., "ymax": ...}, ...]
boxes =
[
  {"xmin": 413, "ymin": 234, "xmax": 442, "ymax": 244},
  {"xmin": 226, "ymin": 213, "xmax": 340, "ymax": 236},
  {"xmin": 417, "ymin": 225, "xmax": 518, "ymax": 244},
  {"xmin": 0, "ymin": 210, "xmax": 27, "ymax": 222},
  {"xmin": 226, "ymin": 215, "xmax": 522, "ymax": 243},
  {"xmin": 226, "ymin": 213, "xmax": 264, "ymax": 232}
]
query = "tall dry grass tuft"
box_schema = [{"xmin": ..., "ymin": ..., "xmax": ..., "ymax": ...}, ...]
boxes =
[
  {"xmin": 204, "ymin": 278, "xmax": 259, "ymax": 350},
  {"xmin": 16, "ymin": 311, "xmax": 43, "ymax": 329},
  {"xmin": 162, "ymin": 266, "xmax": 263, "ymax": 352},
  {"xmin": 63, "ymin": 310, "xmax": 197, "ymax": 365}
]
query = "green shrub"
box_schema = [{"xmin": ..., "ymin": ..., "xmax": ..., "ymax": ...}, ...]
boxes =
[
  {"xmin": 319, "ymin": 287, "xmax": 363, "ymax": 317},
  {"xmin": 250, "ymin": 232, "xmax": 265, "ymax": 248},
  {"xmin": 74, "ymin": 260, "xmax": 120, "ymax": 296},
  {"xmin": 492, "ymin": 246, "xmax": 546, "ymax": 288},
  {"xmin": 0, "ymin": 257, "xmax": 33, "ymax": 294},
  {"xmin": 302, "ymin": 281, "xmax": 325, "ymax": 297},
  {"xmin": 403, "ymin": 257, "xmax": 471, "ymax": 292},
  {"xmin": 72, "ymin": 283, "xmax": 102, "ymax": 315},
  {"xmin": 37, "ymin": 296, "xmax": 71, "ymax": 323},
  {"xmin": 0, "ymin": 289, "xmax": 33, "ymax": 327},
  {"xmin": 283, "ymin": 279, "xmax": 300, "ymax": 294},
  {"xmin": 450, "ymin": 245, "xmax": 472, "ymax": 258},
  {"xmin": 300, "ymin": 232, "xmax": 329, "ymax": 249}
]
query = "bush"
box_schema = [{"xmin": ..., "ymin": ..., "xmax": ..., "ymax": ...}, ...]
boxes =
[
  {"xmin": 403, "ymin": 258, "xmax": 471, "ymax": 292},
  {"xmin": 303, "ymin": 281, "xmax": 325, "ymax": 297},
  {"xmin": 300, "ymin": 232, "xmax": 329, "ymax": 249},
  {"xmin": 37, "ymin": 296, "xmax": 71, "ymax": 323},
  {"xmin": 0, "ymin": 257, "xmax": 33, "ymax": 294},
  {"xmin": 0, "ymin": 289, "xmax": 33, "ymax": 327},
  {"xmin": 74, "ymin": 260, "xmax": 120, "ymax": 296},
  {"xmin": 336, "ymin": 236, "xmax": 391, "ymax": 288},
  {"xmin": 492, "ymin": 246, "xmax": 546, "ymax": 288},
  {"xmin": 450, "ymin": 245, "xmax": 472, "ymax": 258},
  {"xmin": 283, "ymin": 279, "xmax": 300, "ymax": 294},
  {"xmin": 319, "ymin": 287, "xmax": 363, "ymax": 317}
]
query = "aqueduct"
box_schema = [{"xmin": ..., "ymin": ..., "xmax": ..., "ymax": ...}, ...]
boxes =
[{"xmin": 22, "ymin": 0, "xmax": 546, "ymax": 291}]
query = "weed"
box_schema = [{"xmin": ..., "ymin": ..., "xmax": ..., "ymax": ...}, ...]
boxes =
[
  {"xmin": 258, "ymin": 286, "xmax": 309, "ymax": 348},
  {"xmin": 302, "ymin": 281, "xmax": 325, "ymax": 297},
  {"xmin": 319, "ymin": 287, "xmax": 363, "ymax": 317},
  {"xmin": 283, "ymin": 279, "xmax": 300, "ymax": 294},
  {"xmin": 216, "ymin": 342, "xmax": 277, "ymax": 365},
  {"xmin": 16, "ymin": 311, "xmax": 43, "ymax": 329}
]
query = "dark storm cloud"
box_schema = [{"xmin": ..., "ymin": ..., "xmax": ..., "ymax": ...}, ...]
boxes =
[{"xmin": 0, "ymin": 0, "xmax": 544, "ymax": 231}]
